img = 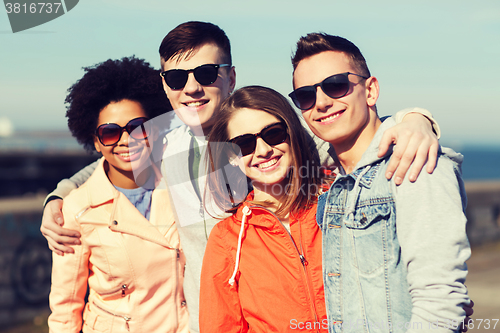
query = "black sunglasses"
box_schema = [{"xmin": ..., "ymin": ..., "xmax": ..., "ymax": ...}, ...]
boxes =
[
  {"xmin": 160, "ymin": 64, "xmax": 230, "ymax": 90},
  {"xmin": 229, "ymin": 122, "xmax": 288, "ymax": 157},
  {"xmin": 289, "ymin": 72, "xmax": 369, "ymax": 110},
  {"xmin": 95, "ymin": 117, "xmax": 151, "ymax": 146}
]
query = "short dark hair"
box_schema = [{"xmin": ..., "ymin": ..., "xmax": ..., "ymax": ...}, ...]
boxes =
[
  {"xmin": 205, "ymin": 86, "xmax": 320, "ymax": 218},
  {"xmin": 291, "ymin": 33, "xmax": 370, "ymax": 77},
  {"xmin": 66, "ymin": 56, "xmax": 172, "ymax": 151},
  {"xmin": 159, "ymin": 21, "xmax": 231, "ymax": 67}
]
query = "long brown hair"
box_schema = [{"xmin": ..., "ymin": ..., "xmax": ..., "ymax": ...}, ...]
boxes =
[{"xmin": 205, "ymin": 86, "xmax": 320, "ymax": 218}]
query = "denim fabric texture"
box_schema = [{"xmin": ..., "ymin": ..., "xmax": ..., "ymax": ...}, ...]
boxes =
[
  {"xmin": 318, "ymin": 160, "xmax": 412, "ymax": 333},
  {"xmin": 317, "ymin": 118, "xmax": 470, "ymax": 333}
]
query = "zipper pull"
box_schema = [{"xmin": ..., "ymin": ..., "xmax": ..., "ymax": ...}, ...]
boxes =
[
  {"xmin": 199, "ymin": 202, "xmax": 204, "ymax": 218},
  {"xmin": 300, "ymin": 254, "xmax": 308, "ymax": 266},
  {"xmin": 121, "ymin": 284, "xmax": 128, "ymax": 297},
  {"xmin": 124, "ymin": 316, "xmax": 131, "ymax": 331},
  {"xmin": 176, "ymin": 248, "xmax": 180, "ymax": 260}
]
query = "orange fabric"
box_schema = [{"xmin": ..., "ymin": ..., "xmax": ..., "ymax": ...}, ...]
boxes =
[
  {"xmin": 200, "ymin": 196, "xmax": 327, "ymax": 333},
  {"xmin": 48, "ymin": 158, "xmax": 189, "ymax": 333}
]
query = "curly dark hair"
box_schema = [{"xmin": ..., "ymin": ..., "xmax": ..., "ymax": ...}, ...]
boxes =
[{"xmin": 66, "ymin": 56, "xmax": 172, "ymax": 151}]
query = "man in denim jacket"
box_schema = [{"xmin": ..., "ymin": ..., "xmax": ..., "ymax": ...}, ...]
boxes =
[{"xmin": 290, "ymin": 33, "xmax": 470, "ymax": 333}]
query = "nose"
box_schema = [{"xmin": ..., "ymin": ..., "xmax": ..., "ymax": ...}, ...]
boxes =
[
  {"xmin": 117, "ymin": 128, "xmax": 130, "ymax": 145},
  {"xmin": 254, "ymin": 137, "xmax": 273, "ymax": 158},
  {"xmin": 314, "ymin": 86, "xmax": 333, "ymax": 112},
  {"xmin": 184, "ymin": 72, "xmax": 203, "ymax": 95}
]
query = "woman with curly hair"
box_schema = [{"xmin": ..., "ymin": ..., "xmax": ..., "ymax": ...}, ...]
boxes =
[{"xmin": 48, "ymin": 56, "xmax": 189, "ymax": 333}]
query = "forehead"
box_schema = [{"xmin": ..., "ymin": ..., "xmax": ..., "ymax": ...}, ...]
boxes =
[
  {"xmin": 97, "ymin": 100, "xmax": 146, "ymax": 126},
  {"xmin": 162, "ymin": 43, "xmax": 225, "ymax": 71},
  {"xmin": 293, "ymin": 51, "xmax": 355, "ymax": 87},
  {"xmin": 227, "ymin": 108, "xmax": 280, "ymax": 138}
]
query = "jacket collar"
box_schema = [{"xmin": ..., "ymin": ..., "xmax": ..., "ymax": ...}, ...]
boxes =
[
  {"xmin": 334, "ymin": 117, "xmax": 395, "ymax": 189},
  {"xmin": 86, "ymin": 157, "xmax": 117, "ymax": 206},
  {"xmin": 84, "ymin": 157, "xmax": 178, "ymax": 248},
  {"xmin": 110, "ymin": 190, "xmax": 179, "ymax": 248},
  {"xmin": 348, "ymin": 164, "xmax": 381, "ymax": 189},
  {"xmin": 231, "ymin": 192, "xmax": 306, "ymax": 228},
  {"xmin": 353, "ymin": 117, "xmax": 395, "ymax": 170}
]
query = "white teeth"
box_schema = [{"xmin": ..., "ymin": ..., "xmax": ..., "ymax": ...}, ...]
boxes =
[
  {"xmin": 185, "ymin": 101, "xmax": 205, "ymax": 107},
  {"xmin": 258, "ymin": 158, "xmax": 278, "ymax": 169},
  {"xmin": 319, "ymin": 112, "xmax": 341, "ymax": 122},
  {"xmin": 118, "ymin": 151, "xmax": 137, "ymax": 157}
]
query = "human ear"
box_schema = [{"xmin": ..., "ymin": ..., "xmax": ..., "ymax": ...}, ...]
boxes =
[
  {"xmin": 151, "ymin": 124, "xmax": 160, "ymax": 142},
  {"xmin": 161, "ymin": 77, "xmax": 170, "ymax": 98},
  {"xmin": 94, "ymin": 136, "xmax": 101, "ymax": 153},
  {"xmin": 228, "ymin": 66, "xmax": 236, "ymax": 94},
  {"xmin": 229, "ymin": 157, "xmax": 239, "ymax": 167},
  {"xmin": 228, "ymin": 152, "xmax": 239, "ymax": 167},
  {"xmin": 365, "ymin": 76, "xmax": 380, "ymax": 107}
]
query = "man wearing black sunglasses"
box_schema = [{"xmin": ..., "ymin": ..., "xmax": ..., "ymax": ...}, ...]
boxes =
[
  {"xmin": 159, "ymin": 26, "xmax": 235, "ymax": 137},
  {"xmin": 291, "ymin": 33, "xmax": 470, "ymax": 332},
  {"xmin": 41, "ymin": 22, "xmax": 443, "ymax": 333}
]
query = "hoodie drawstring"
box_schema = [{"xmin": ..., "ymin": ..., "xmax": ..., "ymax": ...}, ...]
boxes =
[
  {"xmin": 228, "ymin": 206, "xmax": 252, "ymax": 286},
  {"xmin": 345, "ymin": 165, "xmax": 371, "ymax": 222}
]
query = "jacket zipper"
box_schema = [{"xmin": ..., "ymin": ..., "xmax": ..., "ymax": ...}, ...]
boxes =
[
  {"xmin": 297, "ymin": 218, "xmax": 321, "ymax": 331},
  {"xmin": 100, "ymin": 284, "xmax": 128, "ymax": 297},
  {"xmin": 249, "ymin": 205, "xmax": 321, "ymax": 332},
  {"xmin": 174, "ymin": 248, "xmax": 180, "ymax": 330},
  {"xmin": 92, "ymin": 301, "xmax": 131, "ymax": 331},
  {"xmin": 121, "ymin": 284, "xmax": 127, "ymax": 297}
]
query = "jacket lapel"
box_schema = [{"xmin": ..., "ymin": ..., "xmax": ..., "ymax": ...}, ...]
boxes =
[
  {"xmin": 87, "ymin": 158, "xmax": 179, "ymax": 249},
  {"xmin": 110, "ymin": 192, "xmax": 178, "ymax": 249}
]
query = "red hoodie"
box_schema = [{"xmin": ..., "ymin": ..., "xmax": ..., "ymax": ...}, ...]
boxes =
[{"xmin": 200, "ymin": 194, "xmax": 327, "ymax": 332}]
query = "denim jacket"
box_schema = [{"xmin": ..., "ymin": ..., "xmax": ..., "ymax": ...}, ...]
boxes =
[{"xmin": 317, "ymin": 118, "xmax": 470, "ymax": 333}]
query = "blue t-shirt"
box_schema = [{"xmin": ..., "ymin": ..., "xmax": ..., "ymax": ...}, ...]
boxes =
[{"xmin": 113, "ymin": 185, "xmax": 153, "ymax": 220}]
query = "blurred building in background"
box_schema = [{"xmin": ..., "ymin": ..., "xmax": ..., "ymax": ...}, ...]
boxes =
[
  {"xmin": 0, "ymin": 130, "xmax": 97, "ymax": 197},
  {"xmin": 0, "ymin": 129, "xmax": 97, "ymax": 331}
]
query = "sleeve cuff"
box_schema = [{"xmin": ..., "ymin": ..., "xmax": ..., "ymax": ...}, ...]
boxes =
[
  {"xmin": 43, "ymin": 194, "xmax": 63, "ymax": 208},
  {"xmin": 395, "ymin": 107, "xmax": 441, "ymax": 139}
]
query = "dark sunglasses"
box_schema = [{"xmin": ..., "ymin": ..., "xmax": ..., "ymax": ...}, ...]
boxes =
[
  {"xmin": 160, "ymin": 63, "xmax": 230, "ymax": 90},
  {"xmin": 95, "ymin": 117, "xmax": 151, "ymax": 146},
  {"xmin": 229, "ymin": 122, "xmax": 288, "ymax": 157},
  {"xmin": 288, "ymin": 72, "xmax": 369, "ymax": 110}
]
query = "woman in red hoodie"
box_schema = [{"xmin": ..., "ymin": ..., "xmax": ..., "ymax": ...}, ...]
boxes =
[{"xmin": 200, "ymin": 86, "xmax": 329, "ymax": 332}]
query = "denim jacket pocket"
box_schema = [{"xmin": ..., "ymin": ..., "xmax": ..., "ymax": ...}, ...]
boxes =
[{"xmin": 344, "ymin": 200, "xmax": 394, "ymax": 275}]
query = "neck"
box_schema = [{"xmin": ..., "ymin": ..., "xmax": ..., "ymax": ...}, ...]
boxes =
[
  {"xmin": 252, "ymin": 184, "xmax": 286, "ymax": 212},
  {"xmin": 333, "ymin": 115, "xmax": 382, "ymax": 174},
  {"xmin": 104, "ymin": 161, "xmax": 154, "ymax": 189},
  {"xmin": 189, "ymin": 124, "xmax": 209, "ymax": 137}
]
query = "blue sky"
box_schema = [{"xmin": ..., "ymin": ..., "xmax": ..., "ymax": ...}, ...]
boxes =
[{"xmin": 1, "ymin": 0, "xmax": 499, "ymax": 147}]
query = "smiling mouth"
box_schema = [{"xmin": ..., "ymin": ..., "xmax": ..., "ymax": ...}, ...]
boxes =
[
  {"xmin": 184, "ymin": 100, "xmax": 208, "ymax": 108},
  {"xmin": 317, "ymin": 111, "xmax": 344, "ymax": 122},
  {"xmin": 256, "ymin": 157, "xmax": 280, "ymax": 169},
  {"xmin": 116, "ymin": 150, "xmax": 140, "ymax": 158}
]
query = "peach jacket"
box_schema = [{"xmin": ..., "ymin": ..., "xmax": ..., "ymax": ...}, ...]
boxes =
[{"xmin": 48, "ymin": 158, "xmax": 189, "ymax": 333}]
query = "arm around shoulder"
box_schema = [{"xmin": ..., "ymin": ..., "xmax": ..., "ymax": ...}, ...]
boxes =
[
  {"xmin": 43, "ymin": 159, "xmax": 99, "ymax": 206},
  {"xmin": 40, "ymin": 160, "xmax": 97, "ymax": 254},
  {"xmin": 394, "ymin": 107, "xmax": 441, "ymax": 139}
]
